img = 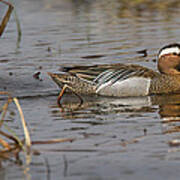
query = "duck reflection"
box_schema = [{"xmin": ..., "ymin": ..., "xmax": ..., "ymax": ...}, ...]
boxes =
[
  {"xmin": 151, "ymin": 94, "xmax": 180, "ymax": 134},
  {"xmin": 151, "ymin": 94, "xmax": 180, "ymax": 119},
  {"xmin": 49, "ymin": 93, "xmax": 175, "ymax": 114},
  {"xmin": 50, "ymin": 93, "xmax": 180, "ymax": 133}
]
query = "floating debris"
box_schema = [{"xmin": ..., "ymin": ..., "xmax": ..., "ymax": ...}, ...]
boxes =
[
  {"xmin": 38, "ymin": 66, "xmax": 43, "ymax": 70},
  {"xmin": 136, "ymin": 49, "xmax": 148, "ymax": 57},
  {"xmin": 47, "ymin": 47, "xmax": 51, "ymax": 52},
  {"xmin": 81, "ymin": 54, "xmax": 105, "ymax": 59},
  {"xmin": 8, "ymin": 72, "xmax": 13, "ymax": 76},
  {"xmin": 144, "ymin": 128, "xmax": 147, "ymax": 135},
  {"xmin": 33, "ymin": 71, "xmax": 42, "ymax": 81}
]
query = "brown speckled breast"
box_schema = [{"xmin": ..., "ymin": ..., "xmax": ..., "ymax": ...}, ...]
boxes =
[{"xmin": 150, "ymin": 75, "xmax": 180, "ymax": 94}]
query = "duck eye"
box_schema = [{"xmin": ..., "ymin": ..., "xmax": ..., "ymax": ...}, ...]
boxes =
[
  {"xmin": 173, "ymin": 52, "xmax": 180, "ymax": 56},
  {"xmin": 173, "ymin": 52, "xmax": 178, "ymax": 55}
]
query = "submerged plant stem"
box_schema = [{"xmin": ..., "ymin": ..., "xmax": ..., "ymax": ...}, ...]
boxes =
[{"xmin": 13, "ymin": 8, "xmax": 22, "ymax": 48}]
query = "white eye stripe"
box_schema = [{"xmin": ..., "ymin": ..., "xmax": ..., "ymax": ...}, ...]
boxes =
[{"xmin": 158, "ymin": 47, "xmax": 180, "ymax": 58}]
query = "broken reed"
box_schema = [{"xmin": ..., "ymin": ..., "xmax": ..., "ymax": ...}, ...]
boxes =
[
  {"xmin": 0, "ymin": 0, "xmax": 14, "ymax": 36},
  {"xmin": 0, "ymin": 93, "xmax": 31, "ymax": 161},
  {"xmin": 0, "ymin": 0, "xmax": 22, "ymax": 46}
]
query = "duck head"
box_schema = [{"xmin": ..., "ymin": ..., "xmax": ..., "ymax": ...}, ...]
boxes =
[{"xmin": 158, "ymin": 43, "xmax": 180, "ymax": 75}]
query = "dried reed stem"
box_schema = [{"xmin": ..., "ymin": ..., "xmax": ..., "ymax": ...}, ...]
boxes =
[
  {"xmin": 0, "ymin": 97, "xmax": 12, "ymax": 127},
  {"xmin": 13, "ymin": 98, "xmax": 31, "ymax": 151},
  {"xmin": 0, "ymin": 0, "xmax": 14, "ymax": 36}
]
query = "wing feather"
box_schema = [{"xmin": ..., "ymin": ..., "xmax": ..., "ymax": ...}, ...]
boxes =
[{"xmin": 60, "ymin": 63, "xmax": 160, "ymax": 85}]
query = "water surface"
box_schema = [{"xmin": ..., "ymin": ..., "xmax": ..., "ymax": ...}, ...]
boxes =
[{"xmin": 1, "ymin": 0, "xmax": 180, "ymax": 179}]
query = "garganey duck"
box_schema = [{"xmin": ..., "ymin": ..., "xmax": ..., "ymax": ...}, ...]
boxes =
[{"xmin": 48, "ymin": 43, "xmax": 180, "ymax": 105}]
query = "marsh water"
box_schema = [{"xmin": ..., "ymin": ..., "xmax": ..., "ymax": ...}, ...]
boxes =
[{"xmin": 1, "ymin": 0, "xmax": 180, "ymax": 179}]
